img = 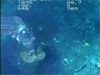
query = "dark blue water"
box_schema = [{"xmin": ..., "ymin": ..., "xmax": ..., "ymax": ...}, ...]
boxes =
[{"xmin": 1, "ymin": 0, "xmax": 100, "ymax": 75}]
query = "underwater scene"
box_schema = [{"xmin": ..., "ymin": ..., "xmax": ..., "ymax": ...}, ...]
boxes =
[{"xmin": 1, "ymin": 0, "xmax": 100, "ymax": 75}]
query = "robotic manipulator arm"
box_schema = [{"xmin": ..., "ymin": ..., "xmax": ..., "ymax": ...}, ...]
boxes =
[{"xmin": 1, "ymin": 16, "xmax": 36, "ymax": 52}]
